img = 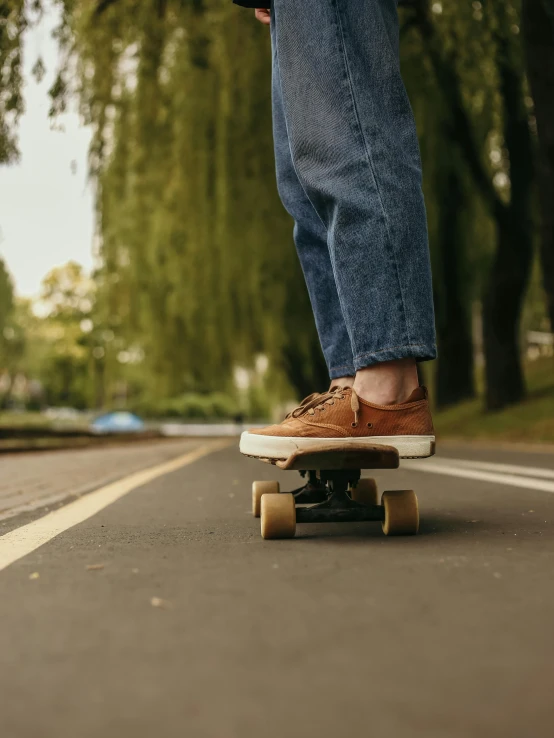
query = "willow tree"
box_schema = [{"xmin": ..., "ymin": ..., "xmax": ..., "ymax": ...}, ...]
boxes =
[
  {"xmin": 52, "ymin": 0, "xmax": 326, "ymax": 404},
  {"xmin": 0, "ymin": 0, "xmax": 25, "ymax": 162}
]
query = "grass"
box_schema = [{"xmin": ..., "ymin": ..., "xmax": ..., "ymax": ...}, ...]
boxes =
[
  {"xmin": 434, "ymin": 357, "xmax": 554, "ymax": 444},
  {"xmin": 0, "ymin": 411, "xmax": 51, "ymax": 429}
]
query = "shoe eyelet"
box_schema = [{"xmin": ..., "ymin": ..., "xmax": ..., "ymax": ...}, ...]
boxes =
[
  {"xmin": 351, "ymin": 422, "xmax": 358, "ymax": 428},
  {"xmin": 367, "ymin": 423, "xmax": 373, "ymax": 428}
]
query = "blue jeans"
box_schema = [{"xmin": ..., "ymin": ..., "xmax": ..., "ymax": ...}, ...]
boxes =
[{"xmin": 269, "ymin": 0, "xmax": 437, "ymax": 379}]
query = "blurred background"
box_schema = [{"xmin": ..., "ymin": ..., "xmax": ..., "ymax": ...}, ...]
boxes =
[{"xmin": 1, "ymin": 0, "xmax": 553, "ymax": 449}]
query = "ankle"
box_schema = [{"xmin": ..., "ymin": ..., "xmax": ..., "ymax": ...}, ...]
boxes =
[{"xmin": 353, "ymin": 359, "xmax": 419, "ymax": 405}]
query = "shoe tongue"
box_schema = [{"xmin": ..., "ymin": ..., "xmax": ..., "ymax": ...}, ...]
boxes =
[{"xmin": 405, "ymin": 386, "xmax": 427, "ymax": 402}]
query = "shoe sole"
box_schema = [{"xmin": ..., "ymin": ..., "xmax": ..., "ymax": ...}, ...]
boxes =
[{"xmin": 239, "ymin": 432, "xmax": 436, "ymax": 460}]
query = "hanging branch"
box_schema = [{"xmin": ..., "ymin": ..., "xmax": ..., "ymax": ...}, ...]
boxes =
[{"xmin": 404, "ymin": 0, "xmax": 504, "ymax": 217}]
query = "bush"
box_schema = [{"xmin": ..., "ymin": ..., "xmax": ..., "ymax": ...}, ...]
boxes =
[{"xmin": 132, "ymin": 392, "xmax": 240, "ymax": 420}]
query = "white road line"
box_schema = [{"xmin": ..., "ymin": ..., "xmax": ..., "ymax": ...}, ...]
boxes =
[
  {"xmin": 401, "ymin": 459, "xmax": 554, "ymax": 494},
  {"xmin": 0, "ymin": 440, "xmax": 231, "ymax": 572},
  {"xmin": 428, "ymin": 457, "xmax": 554, "ymax": 481}
]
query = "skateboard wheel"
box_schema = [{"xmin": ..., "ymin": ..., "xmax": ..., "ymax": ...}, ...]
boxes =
[
  {"xmin": 350, "ymin": 478, "xmax": 378, "ymax": 506},
  {"xmin": 260, "ymin": 493, "xmax": 296, "ymax": 540},
  {"xmin": 381, "ymin": 490, "xmax": 419, "ymax": 536},
  {"xmin": 252, "ymin": 481, "xmax": 280, "ymax": 518}
]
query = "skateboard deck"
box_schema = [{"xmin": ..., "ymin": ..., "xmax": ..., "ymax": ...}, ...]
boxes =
[
  {"xmin": 270, "ymin": 442, "xmax": 400, "ymax": 471},
  {"xmin": 249, "ymin": 441, "xmax": 419, "ymax": 540}
]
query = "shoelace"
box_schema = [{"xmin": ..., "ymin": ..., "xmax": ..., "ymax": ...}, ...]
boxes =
[
  {"xmin": 284, "ymin": 384, "xmax": 345, "ymax": 419},
  {"xmin": 284, "ymin": 392, "xmax": 322, "ymax": 419},
  {"xmin": 289, "ymin": 386, "xmax": 361, "ymax": 426}
]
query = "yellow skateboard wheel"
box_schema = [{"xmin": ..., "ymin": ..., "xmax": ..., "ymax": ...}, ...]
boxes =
[
  {"xmin": 260, "ymin": 493, "xmax": 296, "ymax": 539},
  {"xmin": 381, "ymin": 489, "xmax": 419, "ymax": 536},
  {"xmin": 252, "ymin": 481, "xmax": 280, "ymax": 518}
]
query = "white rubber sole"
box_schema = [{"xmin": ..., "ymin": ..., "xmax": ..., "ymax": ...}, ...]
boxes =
[{"xmin": 239, "ymin": 432, "xmax": 436, "ymax": 460}]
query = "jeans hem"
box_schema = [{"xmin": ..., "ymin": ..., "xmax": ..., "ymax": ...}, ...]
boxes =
[
  {"xmin": 329, "ymin": 362, "xmax": 356, "ymax": 379},
  {"xmin": 353, "ymin": 344, "xmax": 437, "ymax": 371}
]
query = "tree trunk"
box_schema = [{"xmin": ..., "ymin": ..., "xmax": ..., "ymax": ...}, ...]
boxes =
[
  {"xmin": 522, "ymin": 0, "xmax": 554, "ymax": 331},
  {"xmin": 482, "ymin": 17, "xmax": 534, "ymax": 411},
  {"xmin": 409, "ymin": 0, "xmax": 529, "ymax": 410},
  {"xmin": 482, "ymin": 210, "xmax": 531, "ymax": 410},
  {"xmin": 281, "ymin": 326, "xmax": 330, "ymax": 399},
  {"xmin": 434, "ymin": 166, "xmax": 475, "ymax": 408},
  {"xmin": 282, "ymin": 346, "xmax": 329, "ymax": 400}
]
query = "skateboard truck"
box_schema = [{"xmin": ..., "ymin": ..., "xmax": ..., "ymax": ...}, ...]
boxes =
[
  {"xmin": 292, "ymin": 471, "xmax": 328, "ymax": 505},
  {"xmin": 295, "ymin": 470, "xmax": 384, "ymax": 525},
  {"xmin": 250, "ymin": 443, "xmax": 419, "ymax": 539}
]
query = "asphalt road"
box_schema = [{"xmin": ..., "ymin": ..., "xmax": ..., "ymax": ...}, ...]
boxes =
[{"xmin": 1, "ymin": 439, "xmax": 554, "ymax": 738}]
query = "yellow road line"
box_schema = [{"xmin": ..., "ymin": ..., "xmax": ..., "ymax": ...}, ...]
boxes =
[{"xmin": 0, "ymin": 440, "xmax": 232, "ymax": 572}]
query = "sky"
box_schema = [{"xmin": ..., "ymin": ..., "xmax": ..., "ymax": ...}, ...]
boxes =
[{"xmin": 0, "ymin": 3, "xmax": 94, "ymax": 299}]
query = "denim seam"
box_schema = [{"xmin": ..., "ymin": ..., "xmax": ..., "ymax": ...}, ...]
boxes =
[
  {"xmin": 329, "ymin": 362, "xmax": 356, "ymax": 373},
  {"xmin": 272, "ymin": 17, "xmax": 357, "ymax": 363},
  {"xmin": 271, "ymin": 25, "xmax": 328, "ymax": 237},
  {"xmin": 332, "ymin": 0, "xmax": 411, "ymax": 349},
  {"xmin": 355, "ymin": 344, "xmax": 431, "ymax": 361},
  {"xmin": 354, "ymin": 343, "xmax": 436, "ymax": 362},
  {"xmin": 294, "ymin": 234, "xmax": 355, "ymax": 373}
]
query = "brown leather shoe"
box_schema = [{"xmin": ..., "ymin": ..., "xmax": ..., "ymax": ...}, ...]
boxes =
[{"xmin": 240, "ymin": 386, "xmax": 435, "ymax": 459}]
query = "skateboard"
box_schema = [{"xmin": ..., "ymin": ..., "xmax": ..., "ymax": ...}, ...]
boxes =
[{"xmin": 250, "ymin": 442, "xmax": 419, "ymax": 539}]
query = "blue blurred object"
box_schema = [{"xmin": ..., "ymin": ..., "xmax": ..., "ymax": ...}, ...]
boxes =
[{"xmin": 90, "ymin": 411, "xmax": 145, "ymax": 434}]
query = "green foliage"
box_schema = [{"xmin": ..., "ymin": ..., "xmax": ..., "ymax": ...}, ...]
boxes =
[
  {"xmin": 0, "ymin": 255, "xmax": 14, "ymax": 352},
  {"xmin": 132, "ymin": 391, "xmax": 240, "ymax": 420},
  {"xmin": 1, "ymin": 1, "xmax": 551, "ymax": 418},
  {"xmin": 0, "ymin": 0, "xmax": 44, "ymax": 162},
  {"xmin": 47, "ymin": 0, "xmax": 322, "ymax": 405},
  {"xmin": 0, "ymin": 264, "xmax": 97, "ymax": 409}
]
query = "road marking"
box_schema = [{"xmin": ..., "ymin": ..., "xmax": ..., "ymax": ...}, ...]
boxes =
[
  {"xmin": 402, "ymin": 458, "xmax": 554, "ymax": 494},
  {"xmin": 428, "ymin": 458, "xmax": 554, "ymax": 481},
  {"xmin": 0, "ymin": 440, "xmax": 232, "ymax": 572}
]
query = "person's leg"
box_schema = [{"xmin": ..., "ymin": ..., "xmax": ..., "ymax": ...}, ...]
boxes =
[
  {"xmin": 270, "ymin": 0, "xmax": 437, "ymax": 389},
  {"xmin": 270, "ymin": 10, "xmax": 355, "ymax": 385},
  {"xmin": 240, "ymin": 0, "xmax": 436, "ymax": 459}
]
